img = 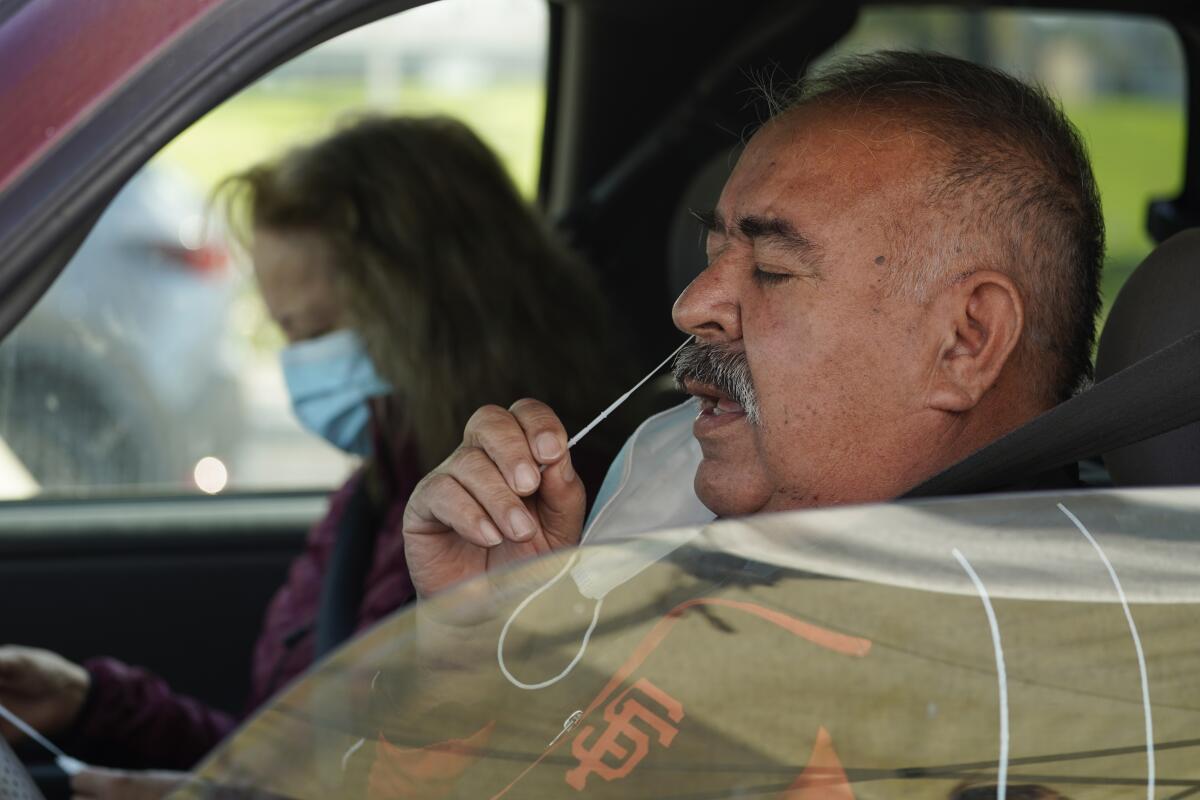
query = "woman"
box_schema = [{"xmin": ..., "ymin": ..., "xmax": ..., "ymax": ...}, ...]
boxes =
[{"xmin": 0, "ymin": 115, "xmax": 628, "ymax": 793}]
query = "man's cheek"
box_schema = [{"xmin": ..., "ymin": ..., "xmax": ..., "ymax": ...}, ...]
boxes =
[
  {"xmin": 754, "ymin": 361, "xmax": 856, "ymax": 459},
  {"xmin": 751, "ymin": 377, "xmax": 811, "ymax": 483},
  {"xmin": 752, "ymin": 349, "xmax": 825, "ymax": 430}
]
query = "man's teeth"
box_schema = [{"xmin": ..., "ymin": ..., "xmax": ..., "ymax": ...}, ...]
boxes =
[
  {"xmin": 716, "ymin": 398, "xmax": 744, "ymax": 414},
  {"xmin": 694, "ymin": 393, "xmax": 745, "ymax": 416}
]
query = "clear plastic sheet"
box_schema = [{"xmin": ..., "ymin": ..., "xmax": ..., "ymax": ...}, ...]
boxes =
[{"xmin": 172, "ymin": 488, "xmax": 1200, "ymax": 798}]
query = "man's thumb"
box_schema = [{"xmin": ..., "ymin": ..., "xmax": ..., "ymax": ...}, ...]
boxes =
[{"xmin": 536, "ymin": 453, "xmax": 586, "ymax": 548}]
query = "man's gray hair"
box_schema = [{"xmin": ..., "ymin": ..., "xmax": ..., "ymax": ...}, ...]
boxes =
[{"xmin": 770, "ymin": 51, "xmax": 1104, "ymax": 404}]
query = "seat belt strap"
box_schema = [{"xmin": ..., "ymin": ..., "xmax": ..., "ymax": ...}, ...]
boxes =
[
  {"xmin": 315, "ymin": 474, "xmax": 382, "ymax": 657},
  {"xmin": 905, "ymin": 328, "xmax": 1200, "ymax": 498}
]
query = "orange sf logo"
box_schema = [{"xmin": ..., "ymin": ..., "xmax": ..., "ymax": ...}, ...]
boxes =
[{"xmin": 565, "ymin": 678, "xmax": 684, "ymax": 791}]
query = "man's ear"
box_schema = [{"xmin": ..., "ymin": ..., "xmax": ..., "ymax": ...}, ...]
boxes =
[{"xmin": 926, "ymin": 270, "xmax": 1024, "ymax": 413}]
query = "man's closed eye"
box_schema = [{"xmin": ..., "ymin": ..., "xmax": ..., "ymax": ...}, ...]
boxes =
[{"xmin": 753, "ymin": 266, "xmax": 794, "ymax": 286}]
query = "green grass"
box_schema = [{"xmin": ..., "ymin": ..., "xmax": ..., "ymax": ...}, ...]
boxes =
[{"xmin": 1064, "ymin": 99, "xmax": 1185, "ymax": 324}]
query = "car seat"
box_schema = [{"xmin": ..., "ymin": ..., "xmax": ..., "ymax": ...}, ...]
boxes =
[{"xmin": 1094, "ymin": 227, "xmax": 1200, "ymax": 485}]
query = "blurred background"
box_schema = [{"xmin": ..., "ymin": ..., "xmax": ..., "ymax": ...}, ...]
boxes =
[
  {"xmin": 828, "ymin": 8, "xmax": 1184, "ymax": 317},
  {"xmin": 0, "ymin": 2, "xmax": 1182, "ymax": 499}
]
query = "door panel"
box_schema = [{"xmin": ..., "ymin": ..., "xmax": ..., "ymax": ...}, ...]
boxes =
[{"xmin": 0, "ymin": 493, "xmax": 322, "ymax": 716}]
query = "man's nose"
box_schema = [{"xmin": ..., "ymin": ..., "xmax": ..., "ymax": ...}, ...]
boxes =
[{"xmin": 671, "ymin": 258, "xmax": 742, "ymax": 342}]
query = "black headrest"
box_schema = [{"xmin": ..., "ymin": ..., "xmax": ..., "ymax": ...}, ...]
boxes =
[
  {"xmin": 667, "ymin": 145, "xmax": 743, "ymax": 301},
  {"xmin": 1095, "ymin": 228, "xmax": 1200, "ymax": 485}
]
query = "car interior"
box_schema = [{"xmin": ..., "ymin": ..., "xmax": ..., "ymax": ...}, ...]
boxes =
[{"xmin": 1, "ymin": 0, "xmax": 1199, "ymax": 795}]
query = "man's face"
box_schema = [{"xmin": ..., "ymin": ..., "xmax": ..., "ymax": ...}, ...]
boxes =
[{"xmin": 673, "ymin": 106, "xmax": 949, "ymax": 515}]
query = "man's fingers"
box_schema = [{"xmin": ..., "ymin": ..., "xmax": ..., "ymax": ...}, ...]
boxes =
[
  {"xmin": 0, "ymin": 666, "xmax": 36, "ymax": 693},
  {"xmin": 407, "ymin": 473, "xmax": 505, "ymax": 548},
  {"xmin": 533, "ymin": 451, "xmax": 586, "ymax": 548},
  {"xmin": 402, "ymin": 399, "xmax": 587, "ymax": 602},
  {"xmin": 0, "ymin": 720, "xmax": 22, "ymax": 743},
  {"xmin": 458, "ymin": 400, "xmax": 574, "ymax": 520},
  {"xmin": 502, "ymin": 399, "xmax": 581, "ymax": 545},
  {"xmin": 509, "ymin": 398, "xmax": 569, "ymax": 465},
  {"xmin": 69, "ymin": 766, "xmax": 113, "ymax": 796},
  {"xmin": 463, "ymin": 405, "xmax": 542, "ymax": 497},
  {"xmin": 0, "ymin": 651, "xmax": 25, "ymax": 685},
  {"xmin": 450, "ymin": 449, "xmax": 541, "ymax": 543},
  {"xmin": 71, "ymin": 768, "xmax": 185, "ymax": 800}
]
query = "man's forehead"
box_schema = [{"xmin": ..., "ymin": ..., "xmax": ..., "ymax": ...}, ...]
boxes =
[
  {"xmin": 717, "ymin": 107, "xmax": 935, "ymax": 230},
  {"xmin": 734, "ymin": 108, "xmax": 930, "ymax": 185}
]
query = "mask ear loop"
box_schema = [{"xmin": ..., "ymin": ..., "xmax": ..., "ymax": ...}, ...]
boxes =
[
  {"xmin": 496, "ymin": 337, "xmax": 692, "ymax": 691},
  {"xmin": 496, "ymin": 551, "xmax": 602, "ymax": 691}
]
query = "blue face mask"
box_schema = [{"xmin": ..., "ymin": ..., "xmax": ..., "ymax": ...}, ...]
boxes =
[{"xmin": 280, "ymin": 329, "xmax": 393, "ymax": 456}]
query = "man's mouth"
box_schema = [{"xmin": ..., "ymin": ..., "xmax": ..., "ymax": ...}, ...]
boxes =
[
  {"xmin": 672, "ymin": 341, "xmax": 760, "ymax": 424},
  {"xmin": 684, "ymin": 379, "xmax": 747, "ymax": 418},
  {"xmin": 698, "ymin": 396, "xmax": 747, "ymax": 416}
]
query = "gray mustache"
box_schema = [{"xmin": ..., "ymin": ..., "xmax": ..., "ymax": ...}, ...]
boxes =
[{"xmin": 671, "ymin": 342, "xmax": 760, "ymax": 424}]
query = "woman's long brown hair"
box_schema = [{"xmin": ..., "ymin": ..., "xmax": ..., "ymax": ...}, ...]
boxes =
[{"xmin": 218, "ymin": 115, "xmax": 625, "ymax": 473}]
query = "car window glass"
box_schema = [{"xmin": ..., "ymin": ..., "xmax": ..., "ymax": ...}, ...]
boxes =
[
  {"xmin": 819, "ymin": 8, "xmax": 1184, "ymax": 335},
  {"xmin": 173, "ymin": 489, "xmax": 1200, "ymax": 798},
  {"xmin": 0, "ymin": 0, "xmax": 548, "ymax": 500}
]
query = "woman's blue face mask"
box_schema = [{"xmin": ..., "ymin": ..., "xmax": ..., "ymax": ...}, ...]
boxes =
[{"xmin": 280, "ymin": 330, "xmax": 393, "ymax": 456}]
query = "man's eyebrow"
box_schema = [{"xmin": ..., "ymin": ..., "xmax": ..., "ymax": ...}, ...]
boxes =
[
  {"xmin": 734, "ymin": 213, "xmax": 824, "ymax": 262},
  {"xmin": 690, "ymin": 209, "xmax": 824, "ymax": 270}
]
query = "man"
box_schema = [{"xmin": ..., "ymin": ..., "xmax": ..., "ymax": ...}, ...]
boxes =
[
  {"xmin": 401, "ymin": 50, "xmax": 1104, "ymax": 601},
  {"xmin": 168, "ymin": 51, "xmax": 1110, "ymax": 800}
]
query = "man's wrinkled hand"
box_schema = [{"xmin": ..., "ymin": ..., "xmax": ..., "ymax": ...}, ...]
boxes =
[
  {"xmin": 402, "ymin": 398, "xmax": 586, "ymax": 615},
  {"xmin": 70, "ymin": 767, "xmax": 186, "ymax": 800},
  {"xmin": 0, "ymin": 645, "xmax": 89, "ymax": 742}
]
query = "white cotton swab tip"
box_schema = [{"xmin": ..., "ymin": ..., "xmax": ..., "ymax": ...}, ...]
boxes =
[{"xmin": 56, "ymin": 755, "xmax": 87, "ymax": 776}]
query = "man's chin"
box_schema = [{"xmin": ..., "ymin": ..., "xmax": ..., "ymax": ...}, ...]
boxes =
[{"xmin": 693, "ymin": 458, "xmax": 773, "ymax": 518}]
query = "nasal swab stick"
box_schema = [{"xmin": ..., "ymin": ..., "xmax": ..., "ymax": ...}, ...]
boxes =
[
  {"xmin": 0, "ymin": 700, "xmax": 87, "ymax": 774},
  {"xmin": 566, "ymin": 337, "xmax": 692, "ymax": 450}
]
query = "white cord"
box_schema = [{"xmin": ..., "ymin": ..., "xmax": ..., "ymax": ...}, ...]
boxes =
[
  {"xmin": 497, "ymin": 550, "xmax": 605, "ymax": 690},
  {"xmin": 496, "ymin": 336, "xmax": 691, "ymax": 691}
]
